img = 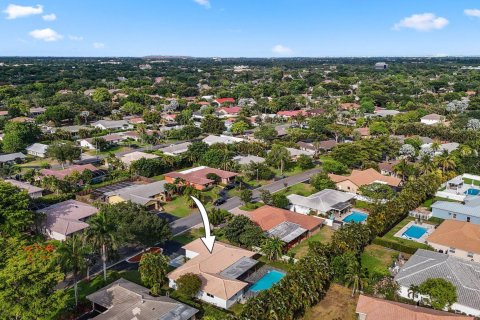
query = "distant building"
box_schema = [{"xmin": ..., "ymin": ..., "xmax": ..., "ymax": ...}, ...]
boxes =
[
  {"xmin": 165, "ymin": 166, "xmax": 238, "ymax": 190},
  {"xmin": 0, "ymin": 152, "xmax": 26, "ymax": 165},
  {"xmin": 87, "ymin": 278, "xmax": 198, "ymax": 320},
  {"xmin": 329, "ymin": 168, "xmax": 402, "ymax": 194},
  {"xmin": 202, "ymin": 135, "xmax": 246, "ymax": 146},
  {"xmin": 118, "ymin": 151, "xmax": 159, "ymax": 167},
  {"xmin": 26, "ymin": 143, "xmax": 49, "ymax": 158},
  {"xmin": 232, "ymin": 155, "xmax": 266, "ymax": 165},
  {"xmin": 158, "ymin": 142, "xmax": 192, "ymax": 156},
  {"xmin": 4, "ymin": 179, "xmax": 44, "ymax": 198},
  {"xmin": 91, "ymin": 120, "xmax": 133, "ymax": 131},
  {"xmin": 374, "ymin": 62, "xmax": 388, "ymax": 70},
  {"xmin": 431, "ymin": 197, "xmax": 480, "ymax": 224},
  {"xmin": 105, "ymin": 180, "xmax": 167, "ymax": 210},
  {"xmin": 421, "ymin": 113, "xmax": 445, "ymax": 125}
]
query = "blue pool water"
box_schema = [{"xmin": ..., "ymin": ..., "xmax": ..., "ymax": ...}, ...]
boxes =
[
  {"xmin": 465, "ymin": 188, "xmax": 480, "ymax": 196},
  {"xmin": 249, "ymin": 270, "xmax": 286, "ymax": 292},
  {"xmin": 343, "ymin": 211, "xmax": 368, "ymax": 223},
  {"xmin": 403, "ymin": 225, "xmax": 428, "ymax": 239}
]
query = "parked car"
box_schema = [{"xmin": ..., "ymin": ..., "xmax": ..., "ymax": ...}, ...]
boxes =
[
  {"xmin": 213, "ymin": 198, "xmax": 226, "ymax": 206},
  {"xmin": 224, "ymin": 183, "xmax": 235, "ymax": 190}
]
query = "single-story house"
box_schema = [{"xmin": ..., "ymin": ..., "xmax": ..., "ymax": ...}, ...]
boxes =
[
  {"xmin": 38, "ymin": 200, "xmax": 98, "ymax": 241},
  {"xmin": 86, "ymin": 278, "xmax": 198, "ymax": 320},
  {"xmin": 40, "ymin": 164, "xmax": 105, "ymax": 182},
  {"xmin": 427, "ymin": 220, "xmax": 480, "ymax": 262},
  {"xmin": 202, "ymin": 135, "xmax": 246, "ymax": 146},
  {"xmin": 232, "ymin": 155, "xmax": 266, "ymax": 165},
  {"xmin": 421, "ymin": 113, "xmax": 445, "ymax": 125},
  {"xmin": 287, "ymin": 189, "xmax": 355, "ymax": 216},
  {"xmin": 158, "ymin": 142, "xmax": 192, "ymax": 156},
  {"xmin": 105, "ymin": 180, "xmax": 167, "ymax": 210},
  {"xmin": 329, "ymin": 168, "xmax": 402, "ymax": 194},
  {"xmin": 431, "ymin": 197, "xmax": 480, "ymax": 224},
  {"xmin": 297, "ymin": 140, "xmax": 338, "ymax": 153},
  {"xmin": 394, "ymin": 249, "xmax": 480, "ymax": 317},
  {"xmin": 91, "ymin": 120, "xmax": 133, "ymax": 131},
  {"xmin": 0, "ymin": 152, "xmax": 26, "ymax": 165},
  {"xmin": 168, "ymin": 239, "xmax": 258, "ymax": 309},
  {"xmin": 353, "ymin": 127, "xmax": 370, "ymax": 139},
  {"xmin": 213, "ymin": 97, "xmax": 235, "ymax": 106},
  {"xmin": 165, "ymin": 166, "xmax": 238, "ymax": 190},
  {"xmin": 119, "ymin": 151, "xmax": 159, "ymax": 167},
  {"xmin": 276, "ymin": 110, "xmax": 308, "ymax": 118},
  {"xmin": 26, "ymin": 143, "xmax": 49, "ymax": 158},
  {"xmin": 356, "ymin": 295, "xmax": 473, "ymax": 320},
  {"xmin": 285, "ymin": 147, "xmax": 314, "ymax": 159},
  {"xmin": 4, "ymin": 179, "xmax": 44, "ymax": 198},
  {"xmin": 378, "ymin": 160, "xmax": 400, "ymax": 177},
  {"xmin": 217, "ymin": 106, "xmax": 241, "ymax": 117},
  {"xmin": 248, "ymin": 205, "xmax": 324, "ymax": 248},
  {"xmin": 340, "ymin": 103, "xmax": 360, "ymax": 111},
  {"xmin": 275, "ymin": 124, "xmax": 289, "ymax": 137},
  {"xmin": 421, "ymin": 142, "xmax": 460, "ymax": 156},
  {"xmin": 79, "ymin": 134, "xmax": 126, "ymax": 150},
  {"xmin": 126, "ymin": 116, "xmax": 145, "ymax": 125},
  {"xmin": 371, "ymin": 109, "xmax": 401, "ymax": 117},
  {"xmin": 29, "ymin": 107, "xmax": 46, "ymax": 117}
]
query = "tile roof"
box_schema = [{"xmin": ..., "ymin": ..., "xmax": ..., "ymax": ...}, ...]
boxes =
[
  {"xmin": 38, "ymin": 200, "xmax": 98, "ymax": 236},
  {"xmin": 394, "ymin": 249, "xmax": 480, "ymax": 311},
  {"xmin": 26, "ymin": 143, "xmax": 48, "ymax": 154},
  {"xmin": 120, "ymin": 151, "xmax": 159, "ymax": 166},
  {"xmin": 158, "ymin": 142, "xmax": 192, "ymax": 155},
  {"xmin": 40, "ymin": 164, "xmax": 100, "ymax": 180},
  {"xmin": 168, "ymin": 240, "xmax": 256, "ymax": 300},
  {"xmin": 218, "ymin": 106, "xmax": 241, "ymax": 114},
  {"xmin": 215, "ymin": 98, "xmax": 235, "ymax": 104},
  {"xmin": 249, "ymin": 205, "xmax": 323, "ymax": 232},
  {"xmin": 287, "ymin": 189, "xmax": 355, "ymax": 213},
  {"xmin": 4, "ymin": 179, "xmax": 44, "ymax": 195},
  {"xmin": 87, "ymin": 278, "xmax": 198, "ymax": 320},
  {"xmin": 165, "ymin": 166, "xmax": 238, "ymax": 186},
  {"xmin": 329, "ymin": 168, "xmax": 402, "ymax": 188},
  {"xmin": 421, "ymin": 113, "xmax": 444, "ymax": 121},
  {"xmin": 356, "ymin": 295, "xmax": 474, "ymax": 320},
  {"xmin": 427, "ymin": 220, "xmax": 480, "ymax": 255}
]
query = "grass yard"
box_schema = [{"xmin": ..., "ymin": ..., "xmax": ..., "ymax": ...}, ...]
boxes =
[
  {"xmin": 258, "ymin": 256, "xmax": 294, "ymax": 272},
  {"xmin": 278, "ymin": 182, "xmax": 315, "ymax": 197},
  {"xmin": 463, "ymin": 177, "xmax": 480, "ymax": 186},
  {"xmin": 302, "ymin": 284, "xmax": 358, "ymax": 320},
  {"xmin": 163, "ymin": 186, "xmax": 222, "ymax": 218},
  {"xmin": 239, "ymin": 202, "xmax": 264, "ymax": 211},
  {"xmin": 422, "ymin": 196, "xmax": 459, "ymax": 209},
  {"xmin": 361, "ymin": 244, "xmax": 398, "ymax": 277},
  {"xmin": 380, "ymin": 216, "xmax": 434, "ymax": 250},
  {"xmin": 289, "ymin": 227, "xmax": 334, "ymax": 258},
  {"xmin": 171, "ymin": 228, "xmax": 205, "ymax": 245}
]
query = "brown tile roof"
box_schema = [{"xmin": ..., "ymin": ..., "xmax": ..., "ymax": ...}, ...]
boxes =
[
  {"xmin": 329, "ymin": 168, "xmax": 401, "ymax": 188},
  {"xmin": 378, "ymin": 160, "xmax": 400, "ymax": 173},
  {"xmin": 165, "ymin": 167, "xmax": 238, "ymax": 186},
  {"xmin": 168, "ymin": 240, "xmax": 256, "ymax": 300},
  {"xmin": 319, "ymin": 139, "xmax": 338, "ymax": 150},
  {"xmin": 354, "ymin": 127, "xmax": 370, "ymax": 136},
  {"xmin": 249, "ymin": 205, "xmax": 323, "ymax": 232},
  {"xmin": 340, "ymin": 103, "xmax": 360, "ymax": 110},
  {"xmin": 40, "ymin": 164, "xmax": 100, "ymax": 180},
  {"xmin": 356, "ymin": 295, "xmax": 474, "ymax": 320},
  {"xmin": 427, "ymin": 220, "xmax": 480, "ymax": 255}
]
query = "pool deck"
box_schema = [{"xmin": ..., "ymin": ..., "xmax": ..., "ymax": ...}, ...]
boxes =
[
  {"xmin": 338, "ymin": 209, "xmax": 369, "ymax": 224},
  {"xmin": 394, "ymin": 220, "xmax": 435, "ymax": 243}
]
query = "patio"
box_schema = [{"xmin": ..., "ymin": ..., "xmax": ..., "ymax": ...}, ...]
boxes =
[
  {"xmin": 435, "ymin": 174, "xmax": 480, "ymax": 201},
  {"xmin": 393, "ymin": 220, "xmax": 435, "ymax": 244}
]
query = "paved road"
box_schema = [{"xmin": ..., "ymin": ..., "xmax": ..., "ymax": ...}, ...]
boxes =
[
  {"xmin": 218, "ymin": 167, "xmax": 322, "ymax": 211},
  {"xmin": 169, "ymin": 212, "xmax": 203, "ymax": 235}
]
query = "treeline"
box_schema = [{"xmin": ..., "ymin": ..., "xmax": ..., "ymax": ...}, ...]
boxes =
[{"xmin": 396, "ymin": 123, "xmax": 480, "ymax": 145}]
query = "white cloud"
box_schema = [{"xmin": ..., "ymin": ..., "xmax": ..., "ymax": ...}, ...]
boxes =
[
  {"xmin": 29, "ymin": 28, "xmax": 63, "ymax": 42},
  {"xmin": 93, "ymin": 42, "xmax": 105, "ymax": 49},
  {"xmin": 3, "ymin": 4, "xmax": 43, "ymax": 19},
  {"xmin": 194, "ymin": 0, "xmax": 210, "ymax": 9},
  {"xmin": 68, "ymin": 35, "xmax": 83, "ymax": 41},
  {"xmin": 393, "ymin": 13, "xmax": 449, "ymax": 31},
  {"xmin": 42, "ymin": 13, "xmax": 56, "ymax": 21},
  {"xmin": 465, "ymin": 9, "xmax": 480, "ymax": 17},
  {"xmin": 272, "ymin": 44, "xmax": 293, "ymax": 55}
]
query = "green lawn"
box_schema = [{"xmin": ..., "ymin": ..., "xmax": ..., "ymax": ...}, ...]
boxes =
[
  {"xmin": 239, "ymin": 202, "xmax": 264, "ymax": 211},
  {"xmin": 422, "ymin": 196, "xmax": 459, "ymax": 209},
  {"xmin": 163, "ymin": 186, "xmax": 222, "ymax": 217},
  {"xmin": 361, "ymin": 244, "xmax": 398, "ymax": 277},
  {"xmin": 258, "ymin": 256, "xmax": 294, "ymax": 272},
  {"xmin": 277, "ymin": 182, "xmax": 315, "ymax": 197},
  {"xmin": 463, "ymin": 177, "xmax": 480, "ymax": 186},
  {"xmin": 289, "ymin": 227, "xmax": 334, "ymax": 258},
  {"xmin": 380, "ymin": 216, "xmax": 434, "ymax": 250},
  {"xmin": 171, "ymin": 228, "xmax": 205, "ymax": 245}
]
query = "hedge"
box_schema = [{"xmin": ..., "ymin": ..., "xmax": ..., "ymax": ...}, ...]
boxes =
[{"xmin": 372, "ymin": 237, "xmax": 433, "ymax": 255}]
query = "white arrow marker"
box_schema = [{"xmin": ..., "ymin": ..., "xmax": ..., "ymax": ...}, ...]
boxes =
[{"xmin": 191, "ymin": 196, "xmax": 216, "ymax": 253}]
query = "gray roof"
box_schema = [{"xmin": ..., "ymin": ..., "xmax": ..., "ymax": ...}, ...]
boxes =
[
  {"xmin": 4, "ymin": 179, "xmax": 44, "ymax": 195},
  {"xmin": 105, "ymin": 181, "xmax": 167, "ymax": 206},
  {"xmin": 0, "ymin": 152, "xmax": 26, "ymax": 163},
  {"xmin": 266, "ymin": 221, "xmax": 307, "ymax": 243},
  {"xmin": 287, "ymin": 189, "xmax": 355, "ymax": 213},
  {"xmin": 87, "ymin": 278, "xmax": 198, "ymax": 320},
  {"xmin": 158, "ymin": 142, "xmax": 192, "ymax": 155},
  {"xmin": 26, "ymin": 143, "xmax": 48, "ymax": 154},
  {"xmin": 93, "ymin": 120, "xmax": 130, "ymax": 129},
  {"xmin": 432, "ymin": 198, "xmax": 480, "ymax": 218},
  {"xmin": 202, "ymin": 134, "xmax": 245, "ymax": 145},
  {"xmin": 232, "ymin": 155, "xmax": 266, "ymax": 165},
  {"xmin": 219, "ymin": 256, "xmax": 258, "ymax": 279},
  {"xmin": 394, "ymin": 249, "xmax": 480, "ymax": 311}
]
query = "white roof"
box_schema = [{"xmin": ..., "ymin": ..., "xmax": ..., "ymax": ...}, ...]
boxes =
[
  {"xmin": 286, "ymin": 147, "xmax": 314, "ymax": 157},
  {"xmin": 26, "ymin": 143, "xmax": 48, "ymax": 154},
  {"xmin": 120, "ymin": 151, "xmax": 159, "ymax": 166},
  {"xmin": 202, "ymin": 135, "xmax": 245, "ymax": 145},
  {"xmin": 92, "ymin": 120, "xmax": 130, "ymax": 129},
  {"xmin": 232, "ymin": 155, "xmax": 266, "ymax": 165},
  {"xmin": 287, "ymin": 189, "xmax": 355, "ymax": 213},
  {"xmin": 0, "ymin": 152, "xmax": 26, "ymax": 163}
]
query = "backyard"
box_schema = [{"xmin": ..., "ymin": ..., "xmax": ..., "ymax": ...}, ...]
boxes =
[
  {"xmin": 163, "ymin": 186, "xmax": 222, "ymax": 218},
  {"xmin": 378, "ymin": 216, "xmax": 437, "ymax": 251},
  {"xmin": 361, "ymin": 244, "xmax": 400, "ymax": 277},
  {"xmin": 289, "ymin": 227, "xmax": 334, "ymax": 258},
  {"xmin": 302, "ymin": 284, "xmax": 358, "ymax": 320}
]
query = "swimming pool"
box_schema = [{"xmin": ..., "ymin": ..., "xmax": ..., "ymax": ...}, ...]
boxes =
[
  {"xmin": 343, "ymin": 211, "xmax": 368, "ymax": 223},
  {"xmin": 249, "ymin": 270, "xmax": 286, "ymax": 292},
  {"xmin": 403, "ymin": 225, "xmax": 428, "ymax": 239},
  {"xmin": 465, "ymin": 188, "xmax": 480, "ymax": 196}
]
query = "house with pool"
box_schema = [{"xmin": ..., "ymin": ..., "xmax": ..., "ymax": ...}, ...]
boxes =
[
  {"xmin": 328, "ymin": 168, "xmax": 402, "ymax": 194},
  {"xmin": 435, "ymin": 174, "xmax": 480, "ymax": 202},
  {"xmin": 431, "ymin": 197, "xmax": 480, "ymax": 224},
  {"xmin": 168, "ymin": 239, "xmax": 285, "ymax": 309}
]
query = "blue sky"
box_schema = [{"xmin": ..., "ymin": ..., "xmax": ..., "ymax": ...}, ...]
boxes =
[{"xmin": 1, "ymin": 0, "xmax": 480, "ymax": 57}]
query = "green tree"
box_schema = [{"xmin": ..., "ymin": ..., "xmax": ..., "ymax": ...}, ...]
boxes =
[
  {"xmin": 57, "ymin": 234, "xmax": 89, "ymax": 306},
  {"xmin": 240, "ymin": 189, "xmax": 253, "ymax": 204},
  {"xmin": 261, "ymin": 237, "xmax": 284, "ymax": 261},
  {"xmin": 44, "ymin": 105, "xmax": 75, "ymax": 125},
  {"xmin": 2, "ymin": 122, "xmax": 41, "ymax": 152},
  {"xmin": 231, "ymin": 120, "xmax": 249, "ymax": 135},
  {"xmin": 84, "ymin": 210, "xmax": 119, "ymax": 281},
  {"xmin": 224, "ymin": 215, "xmax": 264, "ymax": 248},
  {"xmin": 0, "ymin": 242, "xmax": 67, "ymax": 319},
  {"xmin": 254, "ymin": 125, "xmax": 277, "ymax": 143},
  {"xmin": 267, "ymin": 144, "xmax": 290, "ymax": 175},
  {"xmin": 344, "ymin": 259, "xmax": 368, "ymax": 297},
  {"xmin": 176, "ymin": 273, "xmax": 202, "ymax": 298},
  {"xmin": 0, "ymin": 181, "xmax": 33, "ymax": 236},
  {"xmin": 92, "ymin": 88, "xmax": 111, "ymax": 102},
  {"xmin": 271, "ymin": 193, "xmax": 289, "ymax": 209},
  {"xmin": 139, "ymin": 252, "xmax": 169, "ymax": 296},
  {"xmin": 185, "ymin": 141, "xmax": 209, "ymax": 164},
  {"xmin": 297, "ymin": 154, "xmax": 315, "ymax": 170},
  {"xmin": 201, "ymin": 115, "xmax": 225, "ymax": 134},
  {"xmin": 310, "ymin": 172, "xmax": 336, "ymax": 191},
  {"xmin": 259, "ymin": 189, "xmax": 272, "ymax": 205},
  {"xmin": 47, "ymin": 141, "xmax": 81, "ymax": 169},
  {"xmin": 418, "ymin": 278, "xmax": 457, "ymax": 311}
]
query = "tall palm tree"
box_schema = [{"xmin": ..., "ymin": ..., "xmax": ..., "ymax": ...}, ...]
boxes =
[
  {"xmin": 84, "ymin": 210, "xmax": 118, "ymax": 281},
  {"xmin": 57, "ymin": 234, "xmax": 89, "ymax": 306},
  {"xmin": 261, "ymin": 237, "xmax": 284, "ymax": 261},
  {"xmin": 344, "ymin": 260, "xmax": 368, "ymax": 297},
  {"xmin": 418, "ymin": 155, "xmax": 434, "ymax": 174},
  {"xmin": 435, "ymin": 151, "xmax": 456, "ymax": 174}
]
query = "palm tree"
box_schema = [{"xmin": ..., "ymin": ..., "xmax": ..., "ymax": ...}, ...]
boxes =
[
  {"xmin": 84, "ymin": 210, "xmax": 119, "ymax": 281},
  {"xmin": 418, "ymin": 155, "xmax": 434, "ymax": 174},
  {"xmin": 344, "ymin": 260, "xmax": 368, "ymax": 297},
  {"xmin": 57, "ymin": 234, "xmax": 89, "ymax": 306},
  {"xmin": 394, "ymin": 159, "xmax": 411, "ymax": 181},
  {"xmin": 431, "ymin": 141, "xmax": 441, "ymax": 153},
  {"xmin": 261, "ymin": 237, "xmax": 284, "ymax": 261},
  {"xmin": 434, "ymin": 151, "xmax": 456, "ymax": 174},
  {"xmin": 408, "ymin": 284, "xmax": 420, "ymax": 301}
]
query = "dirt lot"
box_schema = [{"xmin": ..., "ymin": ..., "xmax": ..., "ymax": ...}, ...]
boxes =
[{"xmin": 302, "ymin": 284, "xmax": 358, "ymax": 320}]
